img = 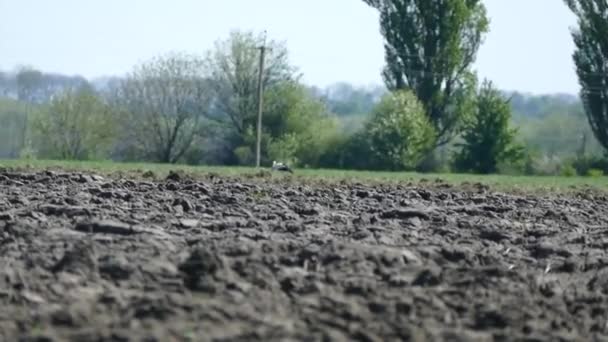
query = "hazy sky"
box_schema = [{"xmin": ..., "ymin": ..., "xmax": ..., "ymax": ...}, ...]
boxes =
[{"xmin": 0, "ymin": 0, "xmax": 580, "ymax": 94}]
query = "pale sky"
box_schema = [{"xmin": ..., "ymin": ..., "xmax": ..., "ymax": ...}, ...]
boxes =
[{"xmin": 0, "ymin": 0, "xmax": 580, "ymax": 94}]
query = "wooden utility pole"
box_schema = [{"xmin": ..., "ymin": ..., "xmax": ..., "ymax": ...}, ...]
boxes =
[{"xmin": 255, "ymin": 31, "xmax": 267, "ymax": 168}]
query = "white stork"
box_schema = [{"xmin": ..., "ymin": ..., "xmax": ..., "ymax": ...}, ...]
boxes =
[{"xmin": 272, "ymin": 161, "xmax": 293, "ymax": 173}]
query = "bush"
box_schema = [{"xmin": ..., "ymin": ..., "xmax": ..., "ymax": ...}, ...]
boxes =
[
  {"xmin": 32, "ymin": 85, "xmax": 117, "ymax": 160},
  {"xmin": 587, "ymin": 168, "xmax": 604, "ymax": 177},
  {"xmin": 268, "ymin": 133, "xmax": 300, "ymax": 166},
  {"xmin": 365, "ymin": 90, "xmax": 436, "ymax": 171},
  {"xmin": 535, "ymin": 156, "xmax": 566, "ymax": 176},
  {"xmin": 317, "ymin": 131, "xmax": 374, "ymax": 170},
  {"xmin": 497, "ymin": 160, "xmax": 525, "ymax": 175},
  {"xmin": 234, "ymin": 146, "xmax": 254, "ymax": 165},
  {"xmin": 416, "ymin": 149, "xmax": 451, "ymax": 173},
  {"xmin": 19, "ymin": 144, "xmax": 37, "ymax": 161},
  {"xmin": 501, "ymin": 148, "xmax": 581, "ymax": 176},
  {"xmin": 257, "ymin": 81, "xmax": 339, "ymax": 168},
  {"xmin": 561, "ymin": 164, "xmax": 577, "ymax": 177},
  {"xmin": 572, "ymin": 155, "xmax": 608, "ymax": 176},
  {"xmin": 452, "ymin": 80, "xmax": 524, "ymax": 174},
  {"xmin": 521, "ymin": 149, "xmax": 540, "ymax": 175}
]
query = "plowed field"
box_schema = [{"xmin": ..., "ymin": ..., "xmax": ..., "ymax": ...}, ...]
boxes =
[{"xmin": 1, "ymin": 169, "xmax": 608, "ymax": 341}]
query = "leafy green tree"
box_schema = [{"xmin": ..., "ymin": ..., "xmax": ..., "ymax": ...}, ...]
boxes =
[
  {"xmin": 362, "ymin": 0, "xmax": 489, "ymax": 146},
  {"xmin": 564, "ymin": 0, "xmax": 608, "ymax": 152},
  {"xmin": 365, "ymin": 90, "xmax": 436, "ymax": 170},
  {"xmin": 453, "ymin": 80, "xmax": 524, "ymax": 174},
  {"xmin": 235, "ymin": 81, "xmax": 338, "ymax": 167},
  {"xmin": 32, "ymin": 84, "xmax": 116, "ymax": 160},
  {"xmin": 205, "ymin": 31, "xmax": 297, "ymax": 147},
  {"xmin": 269, "ymin": 83, "xmax": 338, "ymax": 167},
  {"xmin": 115, "ymin": 52, "xmax": 211, "ymax": 163}
]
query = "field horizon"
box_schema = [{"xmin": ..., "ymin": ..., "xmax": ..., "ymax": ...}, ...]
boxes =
[{"xmin": 1, "ymin": 158, "xmax": 606, "ymax": 194}]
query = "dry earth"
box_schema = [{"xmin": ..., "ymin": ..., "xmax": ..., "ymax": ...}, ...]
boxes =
[{"xmin": 1, "ymin": 169, "xmax": 608, "ymax": 341}]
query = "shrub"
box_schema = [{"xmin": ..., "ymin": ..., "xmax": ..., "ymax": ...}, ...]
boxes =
[
  {"xmin": 561, "ymin": 164, "xmax": 577, "ymax": 177},
  {"xmin": 317, "ymin": 131, "xmax": 374, "ymax": 170},
  {"xmin": 19, "ymin": 144, "xmax": 37, "ymax": 161},
  {"xmin": 572, "ymin": 155, "xmax": 608, "ymax": 176},
  {"xmin": 416, "ymin": 149, "xmax": 451, "ymax": 173},
  {"xmin": 234, "ymin": 146, "xmax": 254, "ymax": 165},
  {"xmin": 587, "ymin": 168, "xmax": 604, "ymax": 177},
  {"xmin": 259, "ymin": 81, "xmax": 339, "ymax": 168},
  {"xmin": 268, "ymin": 133, "xmax": 300, "ymax": 167},
  {"xmin": 32, "ymin": 85, "xmax": 116, "ymax": 160},
  {"xmin": 452, "ymin": 80, "xmax": 524, "ymax": 174},
  {"xmin": 365, "ymin": 90, "xmax": 436, "ymax": 171}
]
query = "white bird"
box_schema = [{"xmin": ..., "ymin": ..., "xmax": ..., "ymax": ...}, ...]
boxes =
[{"xmin": 272, "ymin": 161, "xmax": 293, "ymax": 173}]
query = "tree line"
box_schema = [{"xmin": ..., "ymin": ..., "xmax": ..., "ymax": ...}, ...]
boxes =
[{"xmin": 1, "ymin": 0, "xmax": 607, "ymax": 176}]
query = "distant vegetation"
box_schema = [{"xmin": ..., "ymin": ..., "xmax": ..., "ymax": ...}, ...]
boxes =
[
  {"xmin": 1, "ymin": 0, "xmax": 607, "ymax": 177},
  {"xmin": 0, "ymin": 59, "xmax": 605, "ymax": 176}
]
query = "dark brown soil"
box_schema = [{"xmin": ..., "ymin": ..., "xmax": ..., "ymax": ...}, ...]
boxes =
[{"xmin": 1, "ymin": 169, "xmax": 608, "ymax": 341}]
